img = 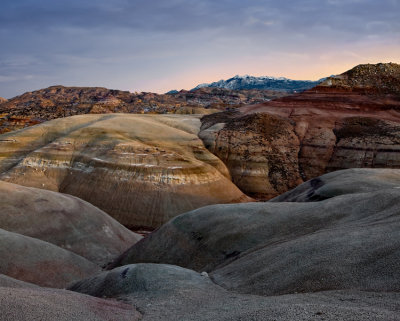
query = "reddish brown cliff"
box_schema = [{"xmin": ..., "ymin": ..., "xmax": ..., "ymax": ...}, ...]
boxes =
[{"xmin": 200, "ymin": 63, "xmax": 400, "ymax": 199}]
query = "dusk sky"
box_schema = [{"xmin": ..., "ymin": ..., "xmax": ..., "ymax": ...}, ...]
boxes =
[{"xmin": 1, "ymin": 0, "xmax": 399, "ymax": 98}]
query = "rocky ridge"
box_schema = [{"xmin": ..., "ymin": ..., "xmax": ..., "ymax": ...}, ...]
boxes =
[
  {"xmin": 200, "ymin": 63, "xmax": 400, "ymax": 199},
  {"xmin": 0, "ymin": 86, "xmax": 287, "ymax": 134}
]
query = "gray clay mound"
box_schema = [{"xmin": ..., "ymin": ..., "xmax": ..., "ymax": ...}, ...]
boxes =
[
  {"xmin": 271, "ymin": 168, "xmax": 400, "ymax": 202},
  {"xmin": 0, "ymin": 274, "xmax": 38, "ymax": 289},
  {"xmin": 69, "ymin": 263, "xmax": 217, "ymax": 299},
  {"xmin": 0, "ymin": 181, "xmax": 141, "ymax": 266},
  {"xmin": 111, "ymin": 169, "xmax": 400, "ymax": 296},
  {"xmin": 0, "ymin": 287, "xmax": 141, "ymax": 321},
  {"xmin": 0, "ymin": 228, "xmax": 100, "ymax": 288},
  {"xmin": 69, "ymin": 263, "xmax": 400, "ymax": 321}
]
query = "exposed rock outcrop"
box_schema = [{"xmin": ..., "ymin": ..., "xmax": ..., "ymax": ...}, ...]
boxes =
[
  {"xmin": 168, "ymin": 87, "xmax": 286, "ymax": 108},
  {"xmin": 200, "ymin": 63, "xmax": 400, "ymax": 199},
  {"xmin": 0, "ymin": 181, "xmax": 141, "ymax": 266},
  {"xmin": 0, "ymin": 85, "xmax": 286, "ymax": 133},
  {"xmin": 0, "ymin": 114, "xmax": 250, "ymax": 229}
]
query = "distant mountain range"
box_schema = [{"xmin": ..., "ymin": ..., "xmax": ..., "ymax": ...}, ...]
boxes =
[{"xmin": 191, "ymin": 75, "xmax": 325, "ymax": 92}]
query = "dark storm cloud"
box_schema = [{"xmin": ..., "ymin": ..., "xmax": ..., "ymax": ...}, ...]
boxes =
[
  {"xmin": 0, "ymin": 0, "xmax": 399, "ymax": 98},
  {"xmin": 1, "ymin": 0, "xmax": 398, "ymax": 35}
]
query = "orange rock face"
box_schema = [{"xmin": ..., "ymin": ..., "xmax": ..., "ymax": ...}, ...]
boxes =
[{"xmin": 200, "ymin": 63, "xmax": 400, "ymax": 199}]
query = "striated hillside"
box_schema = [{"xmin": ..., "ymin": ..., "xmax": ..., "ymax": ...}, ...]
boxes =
[
  {"xmin": 0, "ymin": 114, "xmax": 250, "ymax": 229},
  {"xmin": 200, "ymin": 63, "xmax": 400, "ymax": 199}
]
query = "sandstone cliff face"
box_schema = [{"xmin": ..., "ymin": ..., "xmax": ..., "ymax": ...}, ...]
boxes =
[
  {"xmin": 200, "ymin": 63, "xmax": 400, "ymax": 199},
  {"xmin": 0, "ymin": 114, "xmax": 249, "ymax": 229}
]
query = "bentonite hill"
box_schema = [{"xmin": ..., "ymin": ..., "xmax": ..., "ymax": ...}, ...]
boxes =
[{"xmin": 0, "ymin": 63, "xmax": 400, "ymax": 321}]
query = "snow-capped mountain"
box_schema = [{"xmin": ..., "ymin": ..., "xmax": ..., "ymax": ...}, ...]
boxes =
[{"xmin": 192, "ymin": 75, "xmax": 324, "ymax": 92}]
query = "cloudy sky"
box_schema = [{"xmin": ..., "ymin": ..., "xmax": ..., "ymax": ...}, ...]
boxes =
[{"xmin": 0, "ymin": 0, "xmax": 399, "ymax": 98}]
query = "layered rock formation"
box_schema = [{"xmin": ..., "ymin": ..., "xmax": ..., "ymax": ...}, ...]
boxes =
[
  {"xmin": 200, "ymin": 63, "xmax": 400, "ymax": 199},
  {"xmin": 0, "ymin": 114, "xmax": 249, "ymax": 229},
  {"xmin": 0, "ymin": 181, "xmax": 141, "ymax": 266}
]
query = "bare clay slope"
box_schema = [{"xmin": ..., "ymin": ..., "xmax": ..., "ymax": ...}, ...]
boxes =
[
  {"xmin": 0, "ymin": 228, "xmax": 100, "ymax": 288},
  {"xmin": 0, "ymin": 181, "xmax": 141, "ymax": 266},
  {"xmin": 111, "ymin": 169, "xmax": 400, "ymax": 297},
  {"xmin": 69, "ymin": 264, "xmax": 400, "ymax": 321},
  {"xmin": 271, "ymin": 168, "xmax": 400, "ymax": 202},
  {"xmin": 0, "ymin": 114, "xmax": 249, "ymax": 229},
  {"xmin": 0, "ymin": 287, "xmax": 141, "ymax": 321},
  {"xmin": 200, "ymin": 63, "xmax": 400, "ymax": 200}
]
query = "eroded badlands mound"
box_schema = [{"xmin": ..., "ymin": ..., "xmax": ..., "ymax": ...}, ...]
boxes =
[
  {"xmin": 1, "ymin": 169, "xmax": 399, "ymax": 320},
  {"xmin": 0, "ymin": 180, "xmax": 142, "ymax": 288},
  {"xmin": 0, "ymin": 228, "xmax": 100, "ymax": 288},
  {"xmin": 200, "ymin": 63, "xmax": 400, "ymax": 199},
  {"xmin": 0, "ymin": 114, "xmax": 249, "ymax": 229},
  {"xmin": 66, "ymin": 168, "xmax": 400, "ymax": 320},
  {"xmin": 0, "ymin": 181, "xmax": 141, "ymax": 265},
  {"xmin": 0, "ymin": 286, "xmax": 141, "ymax": 321}
]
